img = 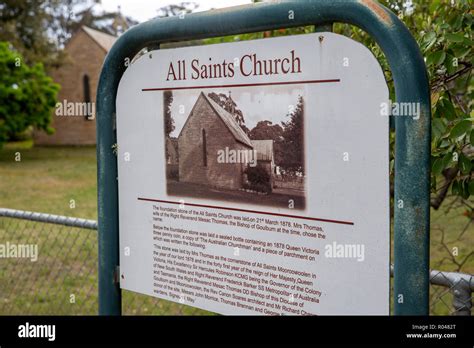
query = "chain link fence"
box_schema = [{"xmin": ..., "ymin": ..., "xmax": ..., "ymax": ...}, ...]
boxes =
[
  {"xmin": 0, "ymin": 208, "xmax": 472, "ymax": 315},
  {"xmin": 0, "ymin": 208, "xmax": 207, "ymax": 315}
]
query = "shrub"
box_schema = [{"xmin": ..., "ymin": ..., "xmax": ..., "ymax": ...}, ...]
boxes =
[
  {"xmin": 245, "ymin": 165, "xmax": 272, "ymax": 193},
  {"xmin": 0, "ymin": 42, "xmax": 59, "ymax": 147},
  {"xmin": 166, "ymin": 165, "xmax": 179, "ymax": 180}
]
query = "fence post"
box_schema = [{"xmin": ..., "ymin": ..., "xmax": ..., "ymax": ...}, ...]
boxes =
[
  {"xmin": 452, "ymin": 282, "xmax": 472, "ymax": 316},
  {"xmin": 95, "ymin": 0, "xmax": 430, "ymax": 315}
]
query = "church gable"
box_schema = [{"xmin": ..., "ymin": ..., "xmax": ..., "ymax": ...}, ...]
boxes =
[
  {"xmin": 177, "ymin": 92, "xmax": 253, "ymax": 190},
  {"xmin": 203, "ymin": 94, "xmax": 252, "ymax": 147},
  {"xmin": 178, "ymin": 92, "xmax": 233, "ymax": 142}
]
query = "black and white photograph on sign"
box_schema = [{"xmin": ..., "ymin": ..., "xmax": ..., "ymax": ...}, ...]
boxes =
[{"xmin": 164, "ymin": 86, "xmax": 307, "ymax": 210}]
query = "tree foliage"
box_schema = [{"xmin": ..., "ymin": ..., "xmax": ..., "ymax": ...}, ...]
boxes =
[
  {"xmin": 336, "ymin": 0, "xmax": 473, "ymax": 206},
  {"xmin": 245, "ymin": 97, "xmax": 305, "ymax": 176},
  {"xmin": 0, "ymin": 1, "xmax": 137, "ymax": 145},
  {"xmin": 49, "ymin": 0, "xmax": 138, "ymax": 43},
  {"xmin": 0, "ymin": 0, "xmax": 137, "ymax": 68},
  {"xmin": 0, "ymin": 0, "xmax": 62, "ymax": 67},
  {"xmin": 0, "ymin": 42, "xmax": 59, "ymax": 146},
  {"xmin": 280, "ymin": 96, "xmax": 305, "ymax": 175},
  {"xmin": 155, "ymin": 2, "xmax": 198, "ymax": 18},
  {"xmin": 163, "ymin": 90, "xmax": 175, "ymax": 137},
  {"xmin": 206, "ymin": 0, "xmax": 473, "ymax": 207},
  {"xmin": 208, "ymin": 92, "xmax": 249, "ymax": 133},
  {"xmin": 244, "ymin": 164, "xmax": 272, "ymax": 193},
  {"xmin": 248, "ymin": 120, "xmax": 285, "ymax": 167},
  {"xmin": 249, "ymin": 120, "xmax": 283, "ymax": 140}
]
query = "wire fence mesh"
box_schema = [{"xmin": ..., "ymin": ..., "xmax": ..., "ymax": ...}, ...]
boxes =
[
  {"xmin": 0, "ymin": 213, "xmax": 98, "ymax": 315},
  {"xmin": 429, "ymin": 270, "xmax": 473, "ymax": 316},
  {"xmin": 0, "ymin": 208, "xmax": 472, "ymax": 315}
]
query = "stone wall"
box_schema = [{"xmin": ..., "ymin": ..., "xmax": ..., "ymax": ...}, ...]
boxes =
[{"xmin": 178, "ymin": 95, "xmax": 250, "ymax": 190}]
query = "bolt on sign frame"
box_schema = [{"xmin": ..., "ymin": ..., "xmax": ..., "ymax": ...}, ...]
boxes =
[{"xmin": 96, "ymin": 0, "xmax": 431, "ymax": 316}]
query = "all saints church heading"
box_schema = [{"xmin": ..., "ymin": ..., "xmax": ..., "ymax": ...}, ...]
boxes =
[{"xmin": 166, "ymin": 50, "xmax": 302, "ymax": 81}]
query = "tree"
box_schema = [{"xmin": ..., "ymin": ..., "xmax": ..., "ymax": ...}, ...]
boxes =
[
  {"xmin": 155, "ymin": 2, "xmax": 203, "ymax": 49},
  {"xmin": 280, "ymin": 96, "xmax": 304, "ymax": 175},
  {"xmin": 155, "ymin": 2, "xmax": 198, "ymax": 18},
  {"xmin": 206, "ymin": 0, "xmax": 473, "ymax": 207},
  {"xmin": 0, "ymin": 42, "xmax": 59, "ymax": 147},
  {"xmin": 207, "ymin": 92, "xmax": 249, "ymax": 133},
  {"xmin": 249, "ymin": 120, "xmax": 283, "ymax": 141},
  {"xmin": 0, "ymin": 0, "xmax": 62, "ymax": 67},
  {"xmin": 163, "ymin": 90, "xmax": 174, "ymax": 137},
  {"xmin": 334, "ymin": 0, "xmax": 473, "ymax": 206},
  {"xmin": 248, "ymin": 120, "xmax": 285, "ymax": 166},
  {"xmin": 50, "ymin": 1, "xmax": 138, "ymax": 42},
  {"xmin": 0, "ymin": 1, "xmax": 138, "ymax": 68}
]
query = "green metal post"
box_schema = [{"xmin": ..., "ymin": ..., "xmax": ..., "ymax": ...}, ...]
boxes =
[{"xmin": 96, "ymin": 0, "xmax": 430, "ymax": 315}]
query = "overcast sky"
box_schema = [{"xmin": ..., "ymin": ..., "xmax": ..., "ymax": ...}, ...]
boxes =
[{"xmin": 100, "ymin": 0, "xmax": 253, "ymax": 22}]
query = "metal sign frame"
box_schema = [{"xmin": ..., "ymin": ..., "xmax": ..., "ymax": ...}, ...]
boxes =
[{"xmin": 96, "ymin": 0, "xmax": 431, "ymax": 315}]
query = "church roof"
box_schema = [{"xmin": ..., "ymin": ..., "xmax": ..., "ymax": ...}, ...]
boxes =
[
  {"xmin": 82, "ymin": 26, "xmax": 117, "ymax": 52},
  {"xmin": 201, "ymin": 93, "xmax": 253, "ymax": 148}
]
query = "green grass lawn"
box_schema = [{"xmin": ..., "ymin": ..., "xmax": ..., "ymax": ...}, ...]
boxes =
[
  {"xmin": 0, "ymin": 141, "xmax": 97, "ymax": 219},
  {"xmin": 0, "ymin": 143, "xmax": 472, "ymax": 315},
  {"xmin": 0, "ymin": 142, "xmax": 210, "ymax": 315}
]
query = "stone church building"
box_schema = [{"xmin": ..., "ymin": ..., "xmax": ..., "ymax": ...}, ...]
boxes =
[
  {"xmin": 34, "ymin": 26, "xmax": 117, "ymax": 145},
  {"xmin": 178, "ymin": 92, "xmax": 254, "ymax": 190},
  {"xmin": 177, "ymin": 92, "xmax": 274, "ymax": 190}
]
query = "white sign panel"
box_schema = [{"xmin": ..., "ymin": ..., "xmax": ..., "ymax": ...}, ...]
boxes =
[{"xmin": 116, "ymin": 32, "xmax": 389, "ymax": 315}]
